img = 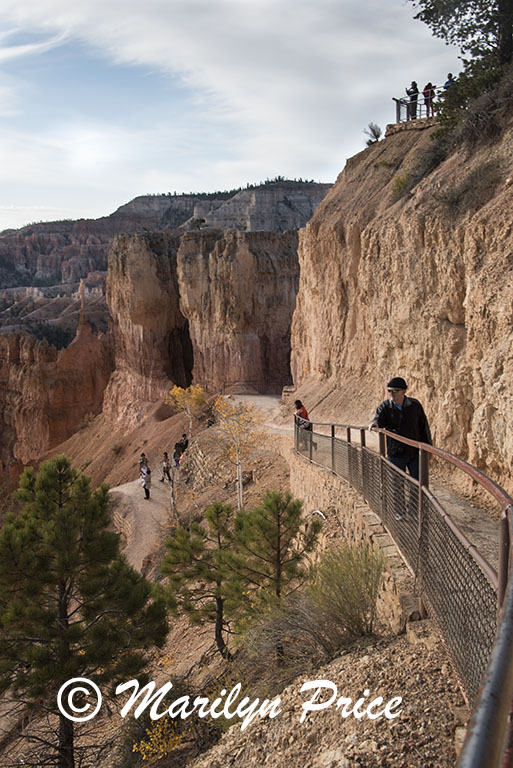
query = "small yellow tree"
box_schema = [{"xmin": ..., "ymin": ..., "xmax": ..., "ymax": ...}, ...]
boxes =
[
  {"xmin": 214, "ymin": 396, "xmax": 265, "ymax": 511},
  {"xmin": 165, "ymin": 384, "xmax": 206, "ymax": 437}
]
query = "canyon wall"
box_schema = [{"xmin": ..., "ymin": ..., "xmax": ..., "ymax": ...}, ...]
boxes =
[
  {"xmin": 0, "ymin": 315, "xmax": 113, "ymax": 466},
  {"xmin": 178, "ymin": 229, "xmax": 299, "ymax": 393},
  {"xmin": 291, "ymin": 119, "xmax": 513, "ymax": 491},
  {"xmin": 196, "ymin": 182, "xmax": 332, "ymax": 233},
  {"xmin": 104, "ymin": 232, "xmax": 192, "ymax": 427}
]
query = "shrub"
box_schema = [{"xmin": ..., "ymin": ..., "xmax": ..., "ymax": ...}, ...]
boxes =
[
  {"xmin": 391, "ymin": 172, "xmax": 411, "ymax": 201},
  {"xmin": 235, "ymin": 544, "xmax": 385, "ymax": 695},
  {"xmin": 364, "ymin": 122, "xmax": 382, "ymax": 146},
  {"xmin": 80, "ymin": 411, "xmax": 95, "ymax": 429},
  {"xmin": 309, "ymin": 543, "xmax": 385, "ymax": 637}
]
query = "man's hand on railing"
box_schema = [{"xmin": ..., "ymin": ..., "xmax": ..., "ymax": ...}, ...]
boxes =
[{"xmin": 369, "ymin": 421, "xmax": 378, "ymax": 432}]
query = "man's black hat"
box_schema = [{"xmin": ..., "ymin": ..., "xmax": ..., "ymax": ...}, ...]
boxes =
[{"xmin": 387, "ymin": 377, "xmax": 407, "ymax": 389}]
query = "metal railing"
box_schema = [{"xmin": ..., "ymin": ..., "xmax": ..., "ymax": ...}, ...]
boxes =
[
  {"xmin": 393, "ymin": 87, "xmax": 446, "ymax": 123},
  {"xmin": 294, "ymin": 417, "xmax": 513, "ymax": 767}
]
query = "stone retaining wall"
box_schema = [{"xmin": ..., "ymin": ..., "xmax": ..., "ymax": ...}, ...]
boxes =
[{"xmin": 274, "ymin": 436, "xmax": 418, "ymax": 634}]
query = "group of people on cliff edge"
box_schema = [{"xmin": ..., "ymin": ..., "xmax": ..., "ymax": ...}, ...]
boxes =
[{"xmin": 405, "ymin": 73, "xmax": 454, "ymax": 120}]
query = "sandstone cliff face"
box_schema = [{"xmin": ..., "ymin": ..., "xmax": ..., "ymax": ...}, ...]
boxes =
[
  {"xmin": 291, "ymin": 120, "xmax": 513, "ymax": 490},
  {"xmin": 178, "ymin": 229, "xmax": 299, "ymax": 393},
  {"xmin": 104, "ymin": 232, "xmax": 192, "ymax": 426},
  {"xmin": 0, "ymin": 319, "xmax": 113, "ymax": 466},
  {"xmin": 197, "ymin": 182, "xmax": 331, "ymax": 233},
  {"xmin": 0, "ymin": 184, "xmax": 329, "ymax": 291}
]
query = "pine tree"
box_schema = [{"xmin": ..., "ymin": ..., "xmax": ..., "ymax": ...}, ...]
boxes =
[
  {"xmin": 0, "ymin": 456, "xmax": 168, "ymax": 768},
  {"xmin": 233, "ymin": 491, "xmax": 322, "ymax": 601},
  {"xmin": 409, "ymin": 0, "xmax": 513, "ymax": 65},
  {"xmin": 161, "ymin": 502, "xmax": 241, "ymax": 659}
]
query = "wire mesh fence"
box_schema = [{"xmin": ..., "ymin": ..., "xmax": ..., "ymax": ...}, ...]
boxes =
[
  {"xmin": 419, "ymin": 492, "xmax": 497, "ymax": 704},
  {"xmin": 294, "ymin": 421, "xmax": 499, "ymax": 705},
  {"xmin": 294, "ymin": 419, "xmax": 513, "ymax": 766}
]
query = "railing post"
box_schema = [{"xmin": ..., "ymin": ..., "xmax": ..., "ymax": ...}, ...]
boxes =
[
  {"xmin": 418, "ymin": 447, "xmax": 429, "ymax": 619},
  {"xmin": 309, "ymin": 426, "xmax": 313, "ymax": 463},
  {"xmin": 379, "ymin": 432, "xmax": 386, "ymax": 517},
  {"xmin": 498, "ymin": 507, "xmax": 511, "ymax": 611},
  {"xmin": 360, "ymin": 428, "xmax": 366, "ymax": 496},
  {"xmin": 346, "ymin": 427, "xmax": 351, "ymax": 444},
  {"xmin": 393, "ymin": 97, "xmax": 401, "ymax": 123},
  {"xmin": 331, "ymin": 424, "xmax": 335, "ymax": 474}
]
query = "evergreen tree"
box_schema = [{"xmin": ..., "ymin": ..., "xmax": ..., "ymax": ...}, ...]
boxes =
[
  {"xmin": 233, "ymin": 491, "xmax": 322, "ymax": 600},
  {"xmin": 161, "ymin": 502, "xmax": 241, "ymax": 659},
  {"xmin": 409, "ymin": 0, "xmax": 513, "ymax": 65},
  {"xmin": 0, "ymin": 456, "xmax": 168, "ymax": 768}
]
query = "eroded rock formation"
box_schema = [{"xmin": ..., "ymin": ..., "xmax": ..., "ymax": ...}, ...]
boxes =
[
  {"xmin": 178, "ymin": 229, "xmax": 299, "ymax": 393},
  {"xmin": 291, "ymin": 120, "xmax": 513, "ymax": 490},
  {"xmin": 103, "ymin": 232, "xmax": 192, "ymax": 426},
  {"xmin": 193, "ymin": 182, "xmax": 332, "ymax": 233},
  {"xmin": 0, "ymin": 314, "xmax": 113, "ymax": 466}
]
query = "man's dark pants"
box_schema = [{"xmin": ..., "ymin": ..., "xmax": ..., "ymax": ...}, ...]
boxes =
[
  {"xmin": 387, "ymin": 453, "xmax": 419, "ymax": 521},
  {"xmin": 388, "ymin": 454, "xmax": 419, "ymax": 481}
]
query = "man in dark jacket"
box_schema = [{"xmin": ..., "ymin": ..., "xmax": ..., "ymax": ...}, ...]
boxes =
[{"xmin": 369, "ymin": 376, "xmax": 431, "ymax": 481}]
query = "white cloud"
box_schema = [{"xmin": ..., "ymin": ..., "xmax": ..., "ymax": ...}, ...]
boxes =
[
  {"xmin": 0, "ymin": 0, "xmax": 461, "ymax": 229},
  {"xmin": 0, "ymin": 29, "xmax": 67, "ymax": 62}
]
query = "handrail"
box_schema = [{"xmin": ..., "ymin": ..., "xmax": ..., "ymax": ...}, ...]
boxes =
[
  {"xmin": 457, "ymin": 509, "xmax": 513, "ymax": 766},
  {"xmin": 302, "ymin": 418, "xmax": 513, "ymax": 510},
  {"xmin": 294, "ymin": 417, "xmax": 513, "ymax": 767},
  {"xmin": 374, "ymin": 426, "xmax": 513, "ymax": 510}
]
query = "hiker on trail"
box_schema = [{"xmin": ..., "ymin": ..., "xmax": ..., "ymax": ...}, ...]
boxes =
[
  {"xmin": 406, "ymin": 81, "xmax": 419, "ymax": 120},
  {"xmin": 294, "ymin": 400, "xmax": 312, "ymax": 430},
  {"xmin": 160, "ymin": 452, "xmax": 171, "ymax": 482},
  {"xmin": 142, "ymin": 467, "xmax": 152, "ymax": 500},
  {"xmin": 178, "ymin": 433, "xmax": 189, "ymax": 454},
  {"xmin": 423, "ymin": 82, "xmax": 435, "ymax": 117},
  {"xmin": 139, "ymin": 453, "xmax": 148, "ymax": 473},
  {"xmin": 173, "ymin": 442, "xmax": 182, "ymax": 468},
  {"xmin": 369, "ymin": 376, "xmax": 431, "ymax": 481},
  {"xmin": 294, "ymin": 399, "xmax": 317, "ymax": 450}
]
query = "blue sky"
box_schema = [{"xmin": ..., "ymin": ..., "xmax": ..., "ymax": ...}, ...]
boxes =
[{"xmin": 0, "ymin": 0, "xmax": 460, "ymax": 230}]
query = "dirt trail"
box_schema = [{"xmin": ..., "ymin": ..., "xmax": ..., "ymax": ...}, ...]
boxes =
[
  {"xmin": 110, "ymin": 473, "xmax": 172, "ymax": 573},
  {"xmin": 108, "ymin": 393, "xmax": 500, "ymax": 580},
  {"xmin": 229, "ymin": 394, "xmax": 501, "ymax": 571}
]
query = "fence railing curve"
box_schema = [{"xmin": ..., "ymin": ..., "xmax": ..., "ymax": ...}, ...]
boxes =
[{"xmin": 293, "ymin": 416, "xmax": 513, "ymax": 768}]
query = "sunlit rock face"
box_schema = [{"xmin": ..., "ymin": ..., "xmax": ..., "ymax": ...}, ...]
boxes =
[
  {"xmin": 291, "ymin": 120, "xmax": 513, "ymax": 492},
  {"xmin": 104, "ymin": 232, "xmax": 192, "ymax": 428},
  {"xmin": 177, "ymin": 229, "xmax": 299, "ymax": 395},
  {"xmin": 0, "ymin": 318, "xmax": 113, "ymax": 466}
]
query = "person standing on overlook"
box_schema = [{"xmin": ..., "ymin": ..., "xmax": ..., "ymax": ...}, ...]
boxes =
[
  {"xmin": 406, "ymin": 81, "xmax": 419, "ymax": 120},
  {"xmin": 423, "ymin": 82, "xmax": 435, "ymax": 117},
  {"xmin": 444, "ymin": 73, "xmax": 455, "ymax": 89},
  {"xmin": 369, "ymin": 377, "xmax": 431, "ymax": 481}
]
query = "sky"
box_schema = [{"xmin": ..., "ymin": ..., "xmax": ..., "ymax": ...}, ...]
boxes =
[{"xmin": 0, "ymin": 0, "xmax": 460, "ymax": 231}]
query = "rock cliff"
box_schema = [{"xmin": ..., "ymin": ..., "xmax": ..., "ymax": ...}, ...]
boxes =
[
  {"xmin": 0, "ymin": 183, "xmax": 330, "ymax": 291},
  {"xmin": 291, "ymin": 119, "xmax": 513, "ymax": 491},
  {"xmin": 103, "ymin": 229, "xmax": 299, "ymax": 422},
  {"xmin": 177, "ymin": 229, "xmax": 299, "ymax": 393},
  {"xmin": 103, "ymin": 232, "xmax": 193, "ymax": 427},
  {"xmin": 191, "ymin": 182, "xmax": 332, "ymax": 233},
  {"xmin": 0, "ymin": 314, "xmax": 113, "ymax": 467}
]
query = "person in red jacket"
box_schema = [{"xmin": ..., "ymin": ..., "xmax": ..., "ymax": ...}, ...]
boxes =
[
  {"xmin": 294, "ymin": 400, "xmax": 310, "ymax": 426},
  {"xmin": 294, "ymin": 399, "xmax": 315, "ymax": 450}
]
